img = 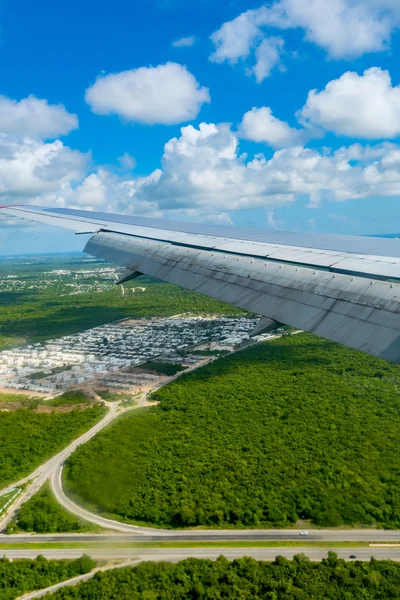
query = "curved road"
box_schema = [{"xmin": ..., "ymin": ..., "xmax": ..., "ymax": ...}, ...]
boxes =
[
  {"xmin": 0, "ymin": 355, "xmax": 218, "ymax": 533},
  {"xmin": 0, "ymin": 399, "xmax": 130, "ymax": 531}
]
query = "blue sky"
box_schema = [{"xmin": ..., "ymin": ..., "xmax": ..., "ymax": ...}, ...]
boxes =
[{"xmin": 1, "ymin": 0, "xmax": 400, "ymax": 254}]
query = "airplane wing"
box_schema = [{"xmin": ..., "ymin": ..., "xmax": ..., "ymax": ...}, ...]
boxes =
[{"xmin": 1, "ymin": 204, "xmax": 400, "ymax": 363}]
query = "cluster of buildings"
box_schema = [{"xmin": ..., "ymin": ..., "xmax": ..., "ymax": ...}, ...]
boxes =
[
  {"xmin": 0, "ymin": 259, "xmax": 120, "ymax": 294},
  {"xmin": 0, "ymin": 316, "xmax": 263, "ymax": 395}
]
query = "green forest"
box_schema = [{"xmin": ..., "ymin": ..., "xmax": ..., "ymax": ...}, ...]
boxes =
[
  {"xmin": 6, "ymin": 482, "xmax": 100, "ymax": 534},
  {"xmin": 0, "ymin": 554, "xmax": 95, "ymax": 600},
  {"xmin": 0, "ymin": 395, "xmax": 105, "ymax": 488},
  {"xmin": 42, "ymin": 554, "xmax": 400, "ymax": 599},
  {"xmin": 65, "ymin": 334, "xmax": 400, "ymax": 529}
]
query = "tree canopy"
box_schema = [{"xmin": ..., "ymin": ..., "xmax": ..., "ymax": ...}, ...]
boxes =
[
  {"xmin": 65, "ymin": 334, "xmax": 400, "ymax": 528},
  {"xmin": 0, "ymin": 555, "xmax": 95, "ymax": 600},
  {"xmin": 0, "ymin": 399, "xmax": 105, "ymax": 488}
]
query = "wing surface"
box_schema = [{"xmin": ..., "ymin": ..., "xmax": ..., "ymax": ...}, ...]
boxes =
[{"xmin": 2, "ymin": 205, "xmax": 400, "ymax": 363}]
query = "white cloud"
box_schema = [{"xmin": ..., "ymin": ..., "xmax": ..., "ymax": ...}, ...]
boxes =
[
  {"xmin": 0, "ymin": 96, "xmax": 78, "ymax": 140},
  {"xmin": 272, "ymin": 0, "xmax": 400, "ymax": 59},
  {"xmin": 74, "ymin": 173, "xmax": 108, "ymax": 207},
  {"xmin": 118, "ymin": 152, "xmax": 136, "ymax": 170},
  {"xmin": 239, "ymin": 106, "xmax": 304, "ymax": 147},
  {"xmin": 210, "ymin": 7, "xmax": 284, "ymax": 82},
  {"xmin": 2, "ymin": 121, "xmax": 400, "ymax": 228},
  {"xmin": 299, "ymin": 67, "xmax": 400, "ymax": 139},
  {"xmin": 85, "ymin": 62, "xmax": 210, "ymax": 125},
  {"xmin": 210, "ymin": 7, "xmax": 268, "ymax": 64},
  {"xmin": 0, "ymin": 134, "xmax": 87, "ymax": 204},
  {"xmin": 127, "ymin": 122, "xmax": 400, "ymax": 212},
  {"xmin": 210, "ymin": 0, "xmax": 400, "ymax": 80},
  {"xmin": 172, "ymin": 35, "xmax": 196, "ymax": 47},
  {"xmin": 252, "ymin": 37, "xmax": 284, "ymax": 82}
]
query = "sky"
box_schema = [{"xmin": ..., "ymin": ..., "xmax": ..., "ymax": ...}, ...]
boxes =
[{"xmin": 1, "ymin": 0, "xmax": 400, "ymax": 254}]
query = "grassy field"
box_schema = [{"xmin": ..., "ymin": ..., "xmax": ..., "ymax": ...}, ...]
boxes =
[{"xmin": 64, "ymin": 333, "xmax": 400, "ymax": 529}]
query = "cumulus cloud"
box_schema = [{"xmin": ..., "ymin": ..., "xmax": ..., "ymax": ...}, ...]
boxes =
[
  {"xmin": 252, "ymin": 37, "xmax": 284, "ymax": 82},
  {"xmin": 3, "ymin": 119, "xmax": 400, "ymax": 227},
  {"xmin": 299, "ymin": 67, "xmax": 400, "ymax": 139},
  {"xmin": 210, "ymin": 7, "xmax": 268, "ymax": 64},
  {"xmin": 108, "ymin": 122, "xmax": 400, "ymax": 213},
  {"xmin": 210, "ymin": 0, "xmax": 400, "ymax": 80},
  {"xmin": 274, "ymin": 0, "xmax": 400, "ymax": 59},
  {"xmin": 210, "ymin": 7, "xmax": 285, "ymax": 82},
  {"xmin": 0, "ymin": 134, "xmax": 87, "ymax": 204},
  {"xmin": 172, "ymin": 35, "xmax": 196, "ymax": 47},
  {"xmin": 118, "ymin": 152, "xmax": 136, "ymax": 170},
  {"xmin": 0, "ymin": 96, "xmax": 78, "ymax": 140},
  {"xmin": 85, "ymin": 62, "xmax": 210, "ymax": 125},
  {"xmin": 239, "ymin": 106, "xmax": 304, "ymax": 147}
]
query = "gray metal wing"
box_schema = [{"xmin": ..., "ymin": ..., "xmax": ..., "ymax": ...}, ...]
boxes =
[{"xmin": 2, "ymin": 205, "xmax": 400, "ymax": 363}]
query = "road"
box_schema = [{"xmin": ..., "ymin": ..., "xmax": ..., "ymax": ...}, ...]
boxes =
[
  {"xmin": 5, "ymin": 547, "xmax": 400, "ymax": 562},
  {"xmin": 0, "ymin": 398, "xmax": 144, "ymax": 532},
  {"xmin": 3, "ymin": 529, "xmax": 400, "ymax": 543}
]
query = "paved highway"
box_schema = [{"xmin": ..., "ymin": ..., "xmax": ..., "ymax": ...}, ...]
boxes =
[
  {"xmin": 5, "ymin": 546, "xmax": 400, "ymax": 562},
  {"xmin": 3, "ymin": 530, "xmax": 400, "ymax": 543}
]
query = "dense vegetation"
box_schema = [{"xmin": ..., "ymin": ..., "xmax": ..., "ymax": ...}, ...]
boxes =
[
  {"xmin": 0, "ymin": 395, "xmax": 105, "ymax": 488},
  {"xmin": 143, "ymin": 362, "xmax": 187, "ymax": 376},
  {"xmin": 6, "ymin": 482, "xmax": 100, "ymax": 534},
  {"xmin": 65, "ymin": 334, "xmax": 400, "ymax": 528},
  {"xmin": 0, "ymin": 554, "xmax": 95, "ymax": 600},
  {"xmin": 43, "ymin": 554, "xmax": 400, "ymax": 599}
]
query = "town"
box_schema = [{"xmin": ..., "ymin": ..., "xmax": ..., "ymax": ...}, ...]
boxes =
[{"xmin": 0, "ymin": 315, "xmax": 275, "ymax": 395}]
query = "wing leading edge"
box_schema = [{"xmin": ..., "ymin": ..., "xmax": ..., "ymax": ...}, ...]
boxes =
[{"xmin": 2, "ymin": 205, "xmax": 400, "ymax": 363}]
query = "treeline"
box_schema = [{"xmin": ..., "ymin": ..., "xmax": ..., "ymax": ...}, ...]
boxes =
[
  {"xmin": 0, "ymin": 554, "xmax": 95, "ymax": 600},
  {"xmin": 65, "ymin": 334, "xmax": 400, "ymax": 528},
  {"xmin": 7, "ymin": 482, "xmax": 99, "ymax": 534},
  {"xmin": 0, "ymin": 402, "xmax": 105, "ymax": 488},
  {"xmin": 42, "ymin": 554, "xmax": 400, "ymax": 599}
]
